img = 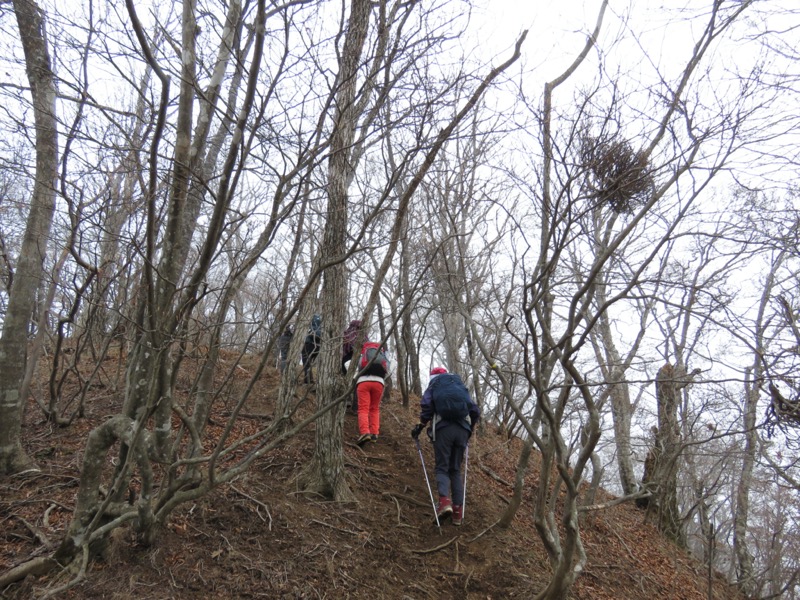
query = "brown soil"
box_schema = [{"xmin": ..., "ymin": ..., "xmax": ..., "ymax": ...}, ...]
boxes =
[{"xmin": 1, "ymin": 361, "xmax": 742, "ymax": 599}]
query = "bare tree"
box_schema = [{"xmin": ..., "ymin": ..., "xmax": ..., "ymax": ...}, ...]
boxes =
[
  {"xmin": 0, "ymin": 0, "xmax": 59, "ymax": 475},
  {"xmin": 741, "ymin": 194, "xmax": 800, "ymax": 597},
  {"xmin": 5, "ymin": 1, "xmax": 798, "ymax": 597},
  {"xmin": 466, "ymin": 1, "xmax": 763, "ymax": 597}
]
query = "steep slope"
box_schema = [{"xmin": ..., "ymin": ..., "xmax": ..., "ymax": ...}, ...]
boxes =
[{"xmin": 1, "ymin": 364, "xmax": 743, "ymax": 599}]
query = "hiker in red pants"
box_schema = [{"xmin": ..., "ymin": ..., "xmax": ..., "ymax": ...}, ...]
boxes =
[
  {"xmin": 349, "ymin": 342, "xmax": 391, "ymax": 447},
  {"xmin": 412, "ymin": 367, "xmax": 480, "ymax": 526}
]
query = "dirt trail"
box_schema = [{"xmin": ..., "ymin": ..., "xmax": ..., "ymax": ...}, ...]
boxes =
[{"xmin": 1, "ymin": 369, "xmax": 743, "ymax": 599}]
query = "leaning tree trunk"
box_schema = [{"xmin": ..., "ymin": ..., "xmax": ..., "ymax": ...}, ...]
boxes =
[
  {"xmin": 498, "ymin": 439, "xmax": 533, "ymax": 528},
  {"xmin": 0, "ymin": 0, "xmax": 59, "ymax": 475}
]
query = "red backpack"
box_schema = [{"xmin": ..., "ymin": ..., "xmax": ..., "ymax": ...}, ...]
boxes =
[{"xmin": 358, "ymin": 342, "xmax": 390, "ymax": 377}]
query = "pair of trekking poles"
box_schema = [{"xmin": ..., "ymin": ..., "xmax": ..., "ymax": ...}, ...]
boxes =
[{"xmin": 413, "ymin": 435, "xmax": 469, "ymax": 529}]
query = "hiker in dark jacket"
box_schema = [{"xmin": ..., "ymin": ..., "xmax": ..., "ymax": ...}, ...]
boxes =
[
  {"xmin": 301, "ymin": 314, "xmax": 322, "ymax": 384},
  {"xmin": 412, "ymin": 367, "xmax": 480, "ymax": 526},
  {"xmin": 276, "ymin": 326, "xmax": 293, "ymax": 375},
  {"xmin": 341, "ymin": 319, "xmax": 366, "ymax": 413},
  {"xmin": 341, "ymin": 319, "xmax": 364, "ymax": 374}
]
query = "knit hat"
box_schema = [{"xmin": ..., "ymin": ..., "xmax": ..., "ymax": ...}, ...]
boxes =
[{"xmin": 430, "ymin": 367, "xmax": 448, "ymax": 376}]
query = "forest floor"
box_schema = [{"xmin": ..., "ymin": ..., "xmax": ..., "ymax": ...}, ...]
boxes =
[{"xmin": 1, "ymin": 355, "xmax": 743, "ymax": 599}]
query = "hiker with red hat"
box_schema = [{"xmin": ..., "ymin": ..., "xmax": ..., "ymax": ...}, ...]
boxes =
[{"xmin": 412, "ymin": 367, "xmax": 481, "ymax": 525}]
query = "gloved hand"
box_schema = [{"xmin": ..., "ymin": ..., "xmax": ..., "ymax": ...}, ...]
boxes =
[{"xmin": 411, "ymin": 423, "xmax": 425, "ymax": 439}]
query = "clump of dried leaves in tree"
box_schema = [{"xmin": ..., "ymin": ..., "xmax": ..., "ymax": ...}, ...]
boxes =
[
  {"xmin": 767, "ymin": 382, "xmax": 800, "ymax": 440},
  {"xmin": 580, "ymin": 133, "xmax": 654, "ymax": 214}
]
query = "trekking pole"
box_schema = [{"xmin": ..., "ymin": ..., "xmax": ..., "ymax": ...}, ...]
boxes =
[
  {"xmin": 414, "ymin": 437, "xmax": 441, "ymax": 529},
  {"xmin": 462, "ymin": 443, "xmax": 469, "ymax": 522}
]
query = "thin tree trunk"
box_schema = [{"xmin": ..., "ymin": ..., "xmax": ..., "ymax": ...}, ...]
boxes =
[
  {"xmin": 734, "ymin": 253, "xmax": 783, "ymax": 595},
  {"xmin": 0, "ymin": 0, "xmax": 59, "ymax": 474},
  {"xmin": 594, "ymin": 307, "xmax": 639, "ymax": 495},
  {"xmin": 498, "ymin": 439, "xmax": 532, "ymax": 528},
  {"xmin": 401, "ymin": 236, "xmax": 421, "ymax": 396}
]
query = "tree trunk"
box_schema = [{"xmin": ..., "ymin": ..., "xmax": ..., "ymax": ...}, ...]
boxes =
[
  {"xmin": 298, "ymin": 0, "xmax": 372, "ymax": 501},
  {"xmin": 734, "ymin": 253, "xmax": 783, "ymax": 595},
  {"xmin": 607, "ymin": 378, "xmax": 637, "ymax": 494},
  {"xmin": 498, "ymin": 439, "xmax": 533, "ymax": 528},
  {"xmin": 0, "ymin": 0, "xmax": 59, "ymax": 474},
  {"xmin": 401, "ymin": 236, "xmax": 421, "ymax": 397},
  {"xmin": 121, "ymin": 0, "xmax": 245, "ymax": 455},
  {"xmin": 652, "ymin": 362, "xmax": 685, "ymax": 546},
  {"xmin": 733, "ymin": 377, "xmax": 758, "ymax": 596}
]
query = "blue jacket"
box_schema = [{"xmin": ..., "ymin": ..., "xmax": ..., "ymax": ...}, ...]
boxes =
[{"xmin": 419, "ymin": 374, "xmax": 481, "ymax": 438}]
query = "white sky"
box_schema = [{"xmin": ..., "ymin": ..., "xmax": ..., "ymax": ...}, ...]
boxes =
[{"xmin": 469, "ymin": 0, "xmax": 594, "ymax": 74}]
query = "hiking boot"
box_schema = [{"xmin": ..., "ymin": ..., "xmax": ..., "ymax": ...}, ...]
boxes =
[
  {"xmin": 452, "ymin": 505, "xmax": 463, "ymax": 526},
  {"xmin": 436, "ymin": 496, "xmax": 453, "ymax": 521},
  {"xmin": 370, "ymin": 434, "xmax": 378, "ymax": 443},
  {"xmin": 356, "ymin": 433, "xmax": 371, "ymax": 447}
]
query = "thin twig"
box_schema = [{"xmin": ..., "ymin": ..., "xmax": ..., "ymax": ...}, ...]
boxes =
[
  {"xmin": 608, "ymin": 524, "xmax": 637, "ymax": 563},
  {"xmin": 464, "ymin": 567, "xmax": 475, "ymax": 597},
  {"xmin": 480, "ymin": 464, "xmax": 513, "ymax": 488},
  {"xmin": 309, "ymin": 519, "xmax": 363, "ymax": 536},
  {"xmin": 382, "ymin": 492, "xmax": 427, "ymax": 508},
  {"xmin": 230, "ymin": 485, "xmax": 272, "ymax": 529},
  {"xmin": 387, "ymin": 407, "xmax": 405, "ymax": 427},
  {"xmin": 412, "ymin": 536, "xmax": 458, "ymax": 554},
  {"xmin": 43, "ymin": 503, "xmax": 56, "ymax": 528},
  {"xmin": 390, "ymin": 493, "xmax": 402, "ymax": 525},
  {"xmin": 469, "ymin": 518, "xmax": 501, "ymax": 542}
]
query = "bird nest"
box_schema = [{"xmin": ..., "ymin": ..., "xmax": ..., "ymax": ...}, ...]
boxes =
[
  {"xmin": 580, "ymin": 135, "xmax": 654, "ymax": 214},
  {"xmin": 766, "ymin": 383, "xmax": 800, "ymax": 437}
]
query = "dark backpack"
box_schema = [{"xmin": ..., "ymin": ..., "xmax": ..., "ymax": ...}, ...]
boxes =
[
  {"xmin": 358, "ymin": 342, "xmax": 389, "ymax": 377},
  {"xmin": 430, "ymin": 373, "xmax": 471, "ymax": 421}
]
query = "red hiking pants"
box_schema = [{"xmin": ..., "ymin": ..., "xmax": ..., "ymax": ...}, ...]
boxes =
[{"xmin": 357, "ymin": 380, "xmax": 384, "ymax": 436}]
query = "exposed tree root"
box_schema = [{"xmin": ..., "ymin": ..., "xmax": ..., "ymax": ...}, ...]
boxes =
[{"xmin": 0, "ymin": 555, "xmax": 58, "ymax": 589}]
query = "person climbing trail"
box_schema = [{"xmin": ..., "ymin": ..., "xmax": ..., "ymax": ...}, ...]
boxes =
[
  {"xmin": 301, "ymin": 314, "xmax": 322, "ymax": 384},
  {"xmin": 412, "ymin": 367, "xmax": 480, "ymax": 525},
  {"xmin": 351, "ymin": 341, "xmax": 391, "ymax": 447}
]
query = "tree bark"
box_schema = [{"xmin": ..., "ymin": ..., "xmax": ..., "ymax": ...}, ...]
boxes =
[
  {"xmin": 0, "ymin": 0, "xmax": 59, "ymax": 474},
  {"xmin": 593, "ymin": 301, "xmax": 640, "ymax": 495},
  {"xmin": 400, "ymin": 234, "xmax": 421, "ymax": 397},
  {"xmin": 498, "ymin": 439, "xmax": 533, "ymax": 528},
  {"xmin": 298, "ymin": 0, "xmax": 373, "ymax": 501},
  {"xmin": 651, "ymin": 363, "xmax": 686, "ymax": 546}
]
